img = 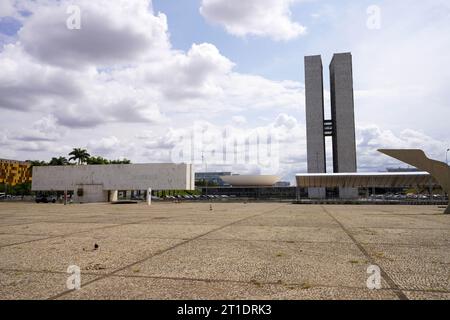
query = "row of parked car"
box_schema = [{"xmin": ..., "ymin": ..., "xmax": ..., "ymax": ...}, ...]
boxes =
[
  {"xmin": 35, "ymin": 195, "xmax": 58, "ymax": 203},
  {"xmin": 0, "ymin": 194, "xmax": 57, "ymax": 203},
  {"xmin": 160, "ymin": 194, "xmax": 232, "ymax": 201},
  {"xmin": 368, "ymin": 193, "xmax": 447, "ymax": 200},
  {"xmin": 0, "ymin": 193, "xmax": 11, "ymax": 200},
  {"xmin": 0, "ymin": 194, "xmax": 30, "ymax": 201}
]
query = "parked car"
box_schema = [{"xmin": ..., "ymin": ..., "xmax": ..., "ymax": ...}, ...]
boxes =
[{"xmin": 35, "ymin": 195, "xmax": 57, "ymax": 203}]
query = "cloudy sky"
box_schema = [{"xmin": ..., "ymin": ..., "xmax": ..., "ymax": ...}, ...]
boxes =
[{"xmin": 0, "ymin": 0, "xmax": 449, "ymax": 182}]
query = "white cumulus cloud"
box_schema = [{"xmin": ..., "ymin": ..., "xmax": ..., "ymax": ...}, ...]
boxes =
[
  {"xmin": 18, "ymin": 0, "xmax": 170, "ymax": 68},
  {"xmin": 200, "ymin": 0, "xmax": 306, "ymax": 41}
]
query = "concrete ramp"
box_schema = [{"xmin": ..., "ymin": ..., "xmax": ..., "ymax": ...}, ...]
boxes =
[{"xmin": 378, "ymin": 149, "xmax": 450, "ymax": 214}]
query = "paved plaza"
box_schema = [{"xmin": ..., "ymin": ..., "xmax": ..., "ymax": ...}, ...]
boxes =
[{"xmin": 0, "ymin": 202, "xmax": 448, "ymax": 300}]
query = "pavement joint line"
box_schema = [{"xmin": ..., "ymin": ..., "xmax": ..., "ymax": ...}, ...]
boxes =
[
  {"xmin": 397, "ymin": 214, "xmax": 450, "ymax": 224},
  {"xmin": 1, "ymin": 232, "xmax": 447, "ymax": 248},
  {"xmin": 176, "ymin": 238, "xmax": 450, "ymax": 248},
  {"xmin": 320, "ymin": 206, "xmax": 409, "ymax": 301},
  {"xmin": 0, "ymin": 233, "xmax": 192, "ymax": 240},
  {"xmin": 404, "ymin": 216, "xmax": 450, "ymax": 228},
  {"xmin": 107, "ymin": 274, "xmax": 450, "ymax": 294},
  {"xmin": 365, "ymin": 214, "xmax": 446, "ymax": 217},
  {"xmin": 0, "ymin": 268, "xmax": 107, "ymax": 277},
  {"xmin": 0, "ymin": 221, "xmax": 40, "ymax": 228},
  {"xmin": 0, "ymin": 232, "xmax": 54, "ymax": 237},
  {"xmin": 110, "ymin": 274, "xmax": 402, "ymax": 292},
  {"xmin": 47, "ymin": 204, "xmax": 288, "ymax": 300},
  {"xmin": 178, "ymin": 238, "xmax": 355, "ymax": 244},
  {"xmin": 345, "ymin": 226, "xmax": 449, "ymax": 230},
  {"xmin": 0, "ymin": 219, "xmax": 154, "ymax": 249}
]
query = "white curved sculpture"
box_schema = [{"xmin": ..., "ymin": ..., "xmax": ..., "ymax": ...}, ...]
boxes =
[
  {"xmin": 379, "ymin": 149, "xmax": 450, "ymax": 214},
  {"xmin": 221, "ymin": 175, "xmax": 281, "ymax": 187}
]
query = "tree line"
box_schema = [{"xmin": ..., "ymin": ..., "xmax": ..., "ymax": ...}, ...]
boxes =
[{"xmin": 29, "ymin": 148, "xmax": 131, "ymax": 167}]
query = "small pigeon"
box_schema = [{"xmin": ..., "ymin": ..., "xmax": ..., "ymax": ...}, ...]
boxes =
[{"xmin": 94, "ymin": 243, "xmax": 99, "ymax": 250}]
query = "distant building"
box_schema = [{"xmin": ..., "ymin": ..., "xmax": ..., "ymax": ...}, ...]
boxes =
[
  {"xmin": 221, "ymin": 175, "xmax": 280, "ymax": 187},
  {"xmin": 200, "ymin": 186, "xmax": 301, "ymax": 200},
  {"xmin": 32, "ymin": 163, "xmax": 194, "ymax": 203},
  {"xmin": 0, "ymin": 159, "xmax": 32, "ymax": 186},
  {"xmin": 386, "ymin": 167, "xmax": 419, "ymax": 172},
  {"xmin": 195, "ymin": 172, "xmax": 231, "ymax": 186},
  {"xmin": 274, "ymin": 181, "xmax": 291, "ymax": 187}
]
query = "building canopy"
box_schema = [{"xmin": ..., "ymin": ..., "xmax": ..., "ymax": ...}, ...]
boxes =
[{"xmin": 296, "ymin": 172, "xmax": 436, "ymax": 188}]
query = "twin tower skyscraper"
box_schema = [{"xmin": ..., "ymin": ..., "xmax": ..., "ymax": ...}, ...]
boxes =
[{"xmin": 304, "ymin": 53, "xmax": 357, "ymax": 198}]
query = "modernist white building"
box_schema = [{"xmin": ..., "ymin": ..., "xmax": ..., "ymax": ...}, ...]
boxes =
[{"xmin": 32, "ymin": 163, "xmax": 195, "ymax": 204}]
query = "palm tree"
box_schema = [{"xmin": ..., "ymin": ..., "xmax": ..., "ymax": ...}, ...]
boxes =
[
  {"xmin": 49, "ymin": 157, "xmax": 69, "ymax": 166},
  {"xmin": 68, "ymin": 148, "xmax": 90, "ymax": 165}
]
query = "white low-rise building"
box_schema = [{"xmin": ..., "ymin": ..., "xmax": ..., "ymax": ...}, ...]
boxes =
[{"xmin": 32, "ymin": 163, "xmax": 194, "ymax": 204}]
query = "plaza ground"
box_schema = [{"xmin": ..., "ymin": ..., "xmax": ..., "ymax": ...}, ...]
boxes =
[{"xmin": 0, "ymin": 202, "xmax": 448, "ymax": 300}]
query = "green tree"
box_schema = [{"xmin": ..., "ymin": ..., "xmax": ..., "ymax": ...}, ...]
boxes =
[
  {"xmin": 195, "ymin": 179, "xmax": 218, "ymax": 187},
  {"xmin": 86, "ymin": 156, "xmax": 110, "ymax": 165},
  {"xmin": 26, "ymin": 160, "xmax": 48, "ymax": 178},
  {"xmin": 27, "ymin": 160, "xmax": 48, "ymax": 167},
  {"xmin": 12, "ymin": 182, "xmax": 32, "ymax": 196},
  {"xmin": 68, "ymin": 148, "xmax": 90, "ymax": 165},
  {"xmin": 49, "ymin": 156, "xmax": 69, "ymax": 166},
  {"xmin": 110, "ymin": 159, "xmax": 131, "ymax": 164}
]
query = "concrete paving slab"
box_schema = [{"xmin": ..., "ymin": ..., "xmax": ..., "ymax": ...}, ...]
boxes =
[
  {"xmin": 0, "ymin": 236, "xmax": 183, "ymax": 274},
  {"xmin": 404, "ymin": 290, "xmax": 450, "ymax": 300},
  {"xmin": 235, "ymin": 214, "xmax": 339, "ymax": 228},
  {"xmin": 0, "ymin": 222, "xmax": 118, "ymax": 236},
  {"xmin": 0, "ymin": 270, "xmax": 98, "ymax": 300},
  {"xmin": 74, "ymin": 223, "xmax": 221, "ymax": 240},
  {"xmin": 0, "ymin": 202, "xmax": 448, "ymax": 300},
  {"xmin": 60, "ymin": 275, "xmax": 400, "ymax": 300},
  {"xmin": 117, "ymin": 240, "xmax": 383, "ymax": 289},
  {"xmin": 365, "ymin": 244, "xmax": 450, "ymax": 291},
  {"xmin": 349, "ymin": 227, "xmax": 450, "ymax": 246},
  {"xmin": 201, "ymin": 225, "xmax": 352, "ymax": 243},
  {"xmin": 0, "ymin": 234, "xmax": 48, "ymax": 247}
]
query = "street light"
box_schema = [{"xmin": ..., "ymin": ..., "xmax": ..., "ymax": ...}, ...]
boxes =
[
  {"xmin": 446, "ymin": 149, "xmax": 450, "ymax": 201},
  {"xmin": 202, "ymin": 151, "xmax": 208, "ymax": 196}
]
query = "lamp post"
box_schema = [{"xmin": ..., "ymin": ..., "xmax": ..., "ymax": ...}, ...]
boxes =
[
  {"xmin": 446, "ymin": 149, "xmax": 450, "ymax": 201},
  {"xmin": 202, "ymin": 151, "xmax": 208, "ymax": 196}
]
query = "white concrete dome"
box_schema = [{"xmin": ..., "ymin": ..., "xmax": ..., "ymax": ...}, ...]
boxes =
[{"xmin": 221, "ymin": 175, "xmax": 280, "ymax": 186}]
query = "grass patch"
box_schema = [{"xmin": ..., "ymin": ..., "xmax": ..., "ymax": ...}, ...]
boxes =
[
  {"xmin": 300, "ymin": 282, "xmax": 312, "ymax": 290},
  {"xmin": 250, "ymin": 279, "xmax": 262, "ymax": 287},
  {"xmin": 374, "ymin": 252, "xmax": 394, "ymax": 261}
]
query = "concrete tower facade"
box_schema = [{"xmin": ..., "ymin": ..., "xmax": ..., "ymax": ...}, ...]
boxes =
[
  {"xmin": 329, "ymin": 53, "xmax": 358, "ymax": 198},
  {"xmin": 304, "ymin": 55, "xmax": 326, "ymax": 198},
  {"xmin": 304, "ymin": 52, "xmax": 358, "ymax": 199}
]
